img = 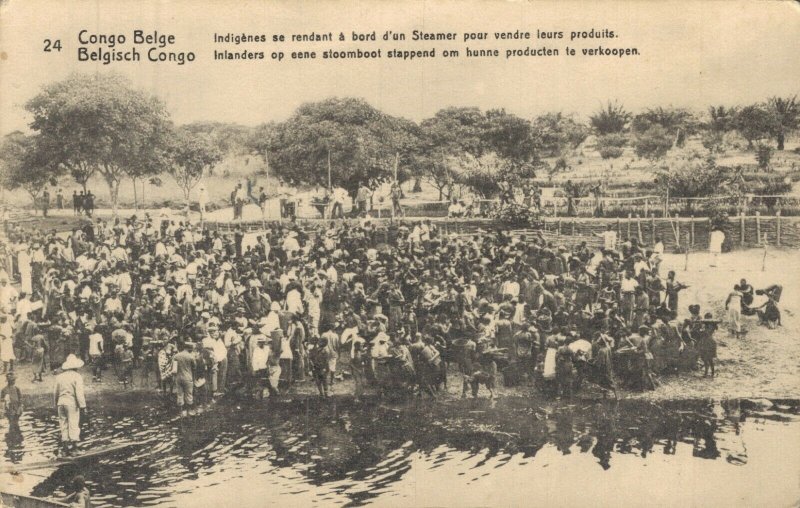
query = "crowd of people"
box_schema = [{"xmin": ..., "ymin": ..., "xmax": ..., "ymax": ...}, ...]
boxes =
[{"xmin": 0, "ymin": 211, "xmax": 784, "ymax": 428}]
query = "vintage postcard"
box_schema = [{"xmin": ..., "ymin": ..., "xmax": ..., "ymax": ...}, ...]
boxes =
[{"xmin": 0, "ymin": 1, "xmax": 798, "ymax": 506}]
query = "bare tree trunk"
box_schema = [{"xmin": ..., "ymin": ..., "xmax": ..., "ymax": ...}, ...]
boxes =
[
  {"xmin": 106, "ymin": 178, "xmax": 121, "ymax": 216},
  {"xmin": 132, "ymin": 177, "xmax": 139, "ymax": 209},
  {"xmin": 183, "ymin": 186, "xmax": 192, "ymax": 218}
]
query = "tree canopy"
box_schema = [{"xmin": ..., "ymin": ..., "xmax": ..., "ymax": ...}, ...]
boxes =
[
  {"xmin": 167, "ymin": 128, "xmax": 223, "ymax": 201},
  {"xmin": 767, "ymin": 96, "xmax": 799, "ymax": 150},
  {"xmin": 531, "ymin": 112, "xmax": 590, "ymax": 157},
  {"xmin": 589, "ymin": 101, "xmax": 630, "ymax": 135},
  {"xmin": 0, "ymin": 132, "xmax": 60, "ymax": 204},
  {"xmin": 25, "ymin": 73, "xmax": 171, "ymax": 211},
  {"xmin": 268, "ymin": 97, "xmax": 415, "ymax": 196}
]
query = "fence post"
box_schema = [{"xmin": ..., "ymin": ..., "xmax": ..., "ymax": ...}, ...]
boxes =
[
  {"xmin": 636, "ymin": 214, "xmax": 643, "ymax": 243},
  {"xmin": 627, "ymin": 213, "xmax": 632, "ymax": 239},
  {"xmin": 777, "ymin": 210, "xmax": 782, "ymax": 246},
  {"xmin": 557, "ymin": 219, "xmax": 561, "ymax": 236},
  {"xmin": 676, "ymin": 217, "xmax": 681, "ymax": 247},
  {"xmin": 651, "ymin": 214, "xmax": 656, "ymax": 244},
  {"xmin": 690, "ymin": 215, "xmax": 695, "ymax": 247},
  {"xmin": 740, "ymin": 212, "xmax": 745, "ymax": 246},
  {"xmin": 755, "ymin": 211, "xmax": 761, "ymax": 243},
  {"xmin": 616, "ymin": 217, "xmax": 621, "ymax": 238},
  {"xmin": 571, "ymin": 220, "xmax": 575, "ymax": 236},
  {"xmin": 644, "ymin": 198, "xmax": 649, "ymax": 217}
]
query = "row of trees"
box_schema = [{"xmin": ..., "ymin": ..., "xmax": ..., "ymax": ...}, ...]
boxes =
[
  {"xmin": 1, "ymin": 72, "xmax": 798, "ymax": 210},
  {"xmin": 1, "ymin": 74, "xmax": 222, "ymax": 211},
  {"xmin": 590, "ymin": 98, "xmax": 799, "ymax": 162}
]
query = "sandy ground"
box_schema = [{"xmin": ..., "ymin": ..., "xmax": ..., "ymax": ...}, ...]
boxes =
[
  {"xmin": 6, "ymin": 248, "xmax": 798, "ymax": 411},
  {"xmin": 640, "ymin": 248, "xmax": 800, "ymax": 400}
]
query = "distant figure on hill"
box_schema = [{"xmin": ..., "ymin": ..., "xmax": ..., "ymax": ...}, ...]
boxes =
[
  {"xmin": 709, "ymin": 226, "xmax": 725, "ymax": 267},
  {"xmin": 41, "ymin": 189, "xmax": 50, "ymax": 218},
  {"xmin": 197, "ymin": 182, "xmax": 209, "ymax": 221}
]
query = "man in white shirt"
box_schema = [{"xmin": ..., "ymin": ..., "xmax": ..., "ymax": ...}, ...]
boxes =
[
  {"xmin": 0, "ymin": 277, "xmax": 18, "ymax": 315},
  {"xmin": 116, "ymin": 270, "xmax": 132, "ymax": 295},
  {"xmin": 15, "ymin": 292, "xmax": 32, "ymax": 321},
  {"xmin": 88, "ymin": 327, "xmax": 104, "ymax": 381},
  {"xmin": 709, "ymin": 228, "xmax": 725, "ymax": 267},
  {"xmin": 286, "ymin": 286, "xmax": 304, "ymax": 315},
  {"xmin": 501, "ymin": 278, "xmax": 520, "ymax": 299},
  {"xmin": 260, "ymin": 303, "xmax": 281, "ymax": 335},
  {"xmin": 620, "ymin": 271, "xmax": 638, "ymax": 323},
  {"xmin": 597, "ymin": 225, "xmax": 617, "ymax": 252}
]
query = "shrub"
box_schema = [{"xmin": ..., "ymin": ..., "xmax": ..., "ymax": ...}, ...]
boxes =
[
  {"xmin": 596, "ymin": 133, "xmax": 628, "ymax": 159},
  {"xmin": 755, "ymin": 143, "xmax": 774, "ymax": 171},
  {"xmin": 633, "ymin": 125, "xmax": 673, "ymax": 161},
  {"xmin": 701, "ymin": 131, "xmax": 725, "ymax": 153}
]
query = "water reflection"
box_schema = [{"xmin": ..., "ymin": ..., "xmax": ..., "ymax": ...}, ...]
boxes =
[{"xmin": 0, "ymin": 395, "xmax": 796, "ymax": 507}]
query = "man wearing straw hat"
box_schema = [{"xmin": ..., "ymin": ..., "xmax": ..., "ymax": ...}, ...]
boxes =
[{"xmin": 53, "ymin": 354, "xmax": 87, "ymax": 455}]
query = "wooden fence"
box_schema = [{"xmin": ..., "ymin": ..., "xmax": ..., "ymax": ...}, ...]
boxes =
[
  {"xmin": 538, "ymin": 213, "xmax": 796, "ymax": 251},
  {"xmin": 203, "ymin": 214, "xmax": 800, "ymax": 251}
]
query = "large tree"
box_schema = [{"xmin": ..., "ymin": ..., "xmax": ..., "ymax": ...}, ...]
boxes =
[
  {"xmin": 734, "ymin": 104, "xmax": 777, "ymax": 149},
  {"xmin": 418, "ymin": 107, "xmax": 487, "ymax": 199},
  {"xmin": 166, "ymin": 128, "xmax": 223, "ymax": 205},
  {"xmin": 182, "ymin": 121, "xmax": 255, "ymax": 159},
  {"xmin": 767, "ymin": 95, "xmax": 799, "ymax": 150},
  {"xmin": 482, "ymin": 109, "xmax": 538, "ymax": 170},
  {"xmin": 0, "ymin": 132, "xmax": 60, "ymax": 207},
  {"xmin": 25, "ymin": 73, "xmax": 171, "ymax": 212},
  {"xmin": 269, "ymin": 98, "xmax": 415, "ymax": 196},
  {"xmin": 531, "ymin": 112, "xmax": 590, "ymax": 157},
  {"xmin": 417, "ymin": 107, "xmax": 538, "ymax": 199}
]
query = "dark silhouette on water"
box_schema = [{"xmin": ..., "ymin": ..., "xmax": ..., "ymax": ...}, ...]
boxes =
[{"xmin": 0, "ymin": 395, "xmax": 793, "ymax": 507}]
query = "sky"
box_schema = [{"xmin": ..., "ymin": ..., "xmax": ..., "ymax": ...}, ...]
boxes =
[{"xmin": 0, "ymin": 0, "xmax": 798, "ymax": 135}]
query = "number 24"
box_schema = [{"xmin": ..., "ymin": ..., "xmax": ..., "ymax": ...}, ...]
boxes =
[{"xmin": 43, "ymin": 39, "xmax": 62, "ymax": 52}]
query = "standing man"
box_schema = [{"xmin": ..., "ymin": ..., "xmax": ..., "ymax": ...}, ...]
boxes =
[
  {"xmin": 665, "ymin": 271, "xmax": 687, "ymax": 315},
  {"xmin": 390, "ymin": 181, "xmax": 403, "ymax": 219},
  {"xmin": 235, "ymin": 182, "xmax": 247, "ymax": 220},
  {"xmin": 174, "ymin": 342, "xmax": 196, "ymax": 417},
  {"xmin": 709, "ymin": 226, "xmax": 725, "ymax": 267},
  {"xmin": 596, "ymin": 224, "xmax": 617, "ymax": 253},
  {"xmin": 197, "ymin": 182, "xmax": 209, "ymax": 222},
  {"xmin": 258, "ymin": 186, "xmax": 268, "ymax": 220},
  {"xmin": 53, "ymin": 354, "xmax": 86, "ymax": 456},
  {"xmin": 356, "ymin": 184, "xmax": 371, "ymax": 217},
  {"xmin": 84, "ymin": 191, "xmax": 94, "ymax": 216},
  {"xmin": 230, "ymin": 184, "xmax": 238, "ymax": 220},
  {"xmin": 56, "ymin": 189, "xmax": 64, "ymax": 210},
  {"xmin": 42, "ymin": 189, "xmax": 50, "ymax": 218},
  {"xmin": 2, "ymin": 372, "xmax": 23, "ymax": 432},
  {"xmin": 725, "ymin": 285, "xmax": 745, "ymax": 338}
]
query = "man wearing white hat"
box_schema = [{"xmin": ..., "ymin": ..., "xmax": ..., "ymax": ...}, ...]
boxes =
[{"xmin": 53, "ymin": 354, "xmax": 86, "ymax": 455}]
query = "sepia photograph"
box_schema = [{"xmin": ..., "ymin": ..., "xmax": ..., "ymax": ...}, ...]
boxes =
[{"xmin": 0, "ymin": 0, "xmax": 799, "ymax": 506}]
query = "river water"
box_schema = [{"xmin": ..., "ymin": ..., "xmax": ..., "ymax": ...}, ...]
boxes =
[{"xmin": 2, "ymin": 395, "xmax": 799, "ymax": 507}]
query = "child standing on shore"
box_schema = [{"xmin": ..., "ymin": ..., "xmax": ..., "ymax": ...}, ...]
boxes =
[{"xmin": 1, "ymin": 372, "xmax": 23, "ymax": 430}]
